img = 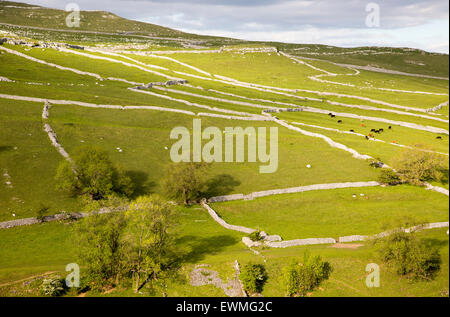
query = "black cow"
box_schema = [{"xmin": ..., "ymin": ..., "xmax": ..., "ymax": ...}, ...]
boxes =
[
  {"xmin": 337, "ymin": 120, "xmax": 342, "ymax": 123},
  {"xmin": 436, "ymin": 136, "xmax": 442, "ymax": 140}
]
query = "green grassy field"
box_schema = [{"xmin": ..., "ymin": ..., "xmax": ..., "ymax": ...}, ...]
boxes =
[
  {"xmin": 0, "ymin": 214, "xmax": 448, "ymax": 297},
  {"xmin": 0, "ymin": 1, "xmax": 448, "ymax": 298},
  {"xmin": 212, "ymin": 185, "xmax": 449, "ymax": 240},
  {"xmin": 48, "ymin": 104, "xmax": 380, "ymax": 197}
]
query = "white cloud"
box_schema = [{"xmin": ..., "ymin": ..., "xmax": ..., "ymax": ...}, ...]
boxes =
[{"xmin": 9, "ymin": 0, "xmax": 450, "ymax": 53}]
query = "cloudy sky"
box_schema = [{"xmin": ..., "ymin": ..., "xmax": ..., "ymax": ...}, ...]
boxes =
[{"xmin": 12, "ymin": 0, "xmax": 450, "ymax": 53}]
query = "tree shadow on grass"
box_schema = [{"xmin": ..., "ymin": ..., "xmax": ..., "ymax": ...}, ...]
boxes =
[
  {"xmin": 203, "ymin": 174, "xmax": 241, "ymax": 197},
  {"xmin": 125, "ymin": 170, "xmax": 156, "ymax": 199},
  {"xmin": 421, "ymin": 237, "xmax": 449, "ymax": 249},
  {"xmin": 438, "ymin": 168, "xmax": 449, "ymax": 186},
  {"xmin": 0, "ymin": 146, "xmax": 13, "ymax": 153},
  {"xmin": 176, "ymin": 234, "xmax": 239, "ymax": 264}
]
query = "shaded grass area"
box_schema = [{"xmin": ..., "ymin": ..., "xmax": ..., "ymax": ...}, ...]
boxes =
[{"xmin": 212, "ymin": 185, "xmax": 449, "ymax": 240}]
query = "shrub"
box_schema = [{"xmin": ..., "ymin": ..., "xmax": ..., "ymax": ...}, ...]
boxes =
[
  {"xmin": 280, "ymin": 260, "xmax": 300, "ymax": 297},
  {"xmin": 280, "ymin": 252, "xmax": 332, "ymax": 297},
  {"xmin": 248, "ymin": 231, "xmax": 263, "ymax": 242},
  {"xmin": 378, "ymin": 169, "xmax": 402, "ymax": 185},
  {"xmin": 377, "ymin": 230, "xmax": 441, "ymax": 280},
  {"xmin": 40, "ymin": 276, "xmax": 65, "ymax": 297},
  {"xmin": 239, "ymin": 263, "xmax": 268, "ymax": 294}
]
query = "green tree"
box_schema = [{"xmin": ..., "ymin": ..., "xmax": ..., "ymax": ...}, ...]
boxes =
[
  {"xmin": 125, "ymin": 195, "xmax": 178, "ymax": 293},
  {"xmin": 392, "ymin": 149, "xmax": 448, "ymax": 186},
  {"xmin": 74, "ymin": 211, "xmax": 128, "ymax": 289},
  {"xmin": 376, "ymin": 229, "xmax": 441, "ymax": 280},
  {"xmin": 280, "ymin": 252, "xmax": 332, "ymax": 297},
  {"xmin": 239, "ymin": 263, "xmax": 268, "ymax": 294},
  {"xmin": 55, "ymin": 146, "xmax": 133, "ymax": 200},
  {"xmin": 281, "ymin": 259, "xmax": 303, "ymax": 297},
  {"xmin": 163, "ymin": 162, "xmax": 209, "ymax": 204}
]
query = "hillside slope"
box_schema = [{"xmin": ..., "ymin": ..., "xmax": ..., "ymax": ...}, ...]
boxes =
[{"xmin": 0, "ymin": 0, "xmax": 209, "ymax": 39}]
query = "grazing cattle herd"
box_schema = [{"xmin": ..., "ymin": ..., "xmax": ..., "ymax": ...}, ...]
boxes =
[{"xmin": 326, "ymin": 112, "xmax": 445, "ymax": 142}]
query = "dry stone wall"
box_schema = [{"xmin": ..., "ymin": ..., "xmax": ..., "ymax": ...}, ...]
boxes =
[
  {"xmin": 265, "ymin": 238, "xmax": 337, "ymax": 248},
  {"xmin": 426, "ymin": 101, "xmax": 449, "ymax": 113},
  {"xmin": 201, "ymin": 201, "xmax": 255, "ymax": 234},
  {"xmin": 43, "ymin": 123, "xmax": 71, "ymax": 160},
  {"xmin": 203, "ymin": 184, "xmax": 449, "ymax": 249},
  {"xmin": 209, "ymin": 181, "xmax": 380, "ymax": 202},
  {"xmin": 291, "ymin": 121, "xmax": 448, "ymax": 156},
  {"xmin": 0, "ymin": 76, "xmax": 13, "ymax": 82},
  {"xmin": 339, "ymin": 222, "xmax": 449, "ymax": 242},
  {"xmin": 274, "ymin": 118, "xmax": 375, "ymax": 161}
]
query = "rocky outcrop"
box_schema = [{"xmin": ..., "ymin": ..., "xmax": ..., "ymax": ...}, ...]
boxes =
[{"xmin": 190, "ymin": 264, "xmax": 246, "ymax": 297}]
